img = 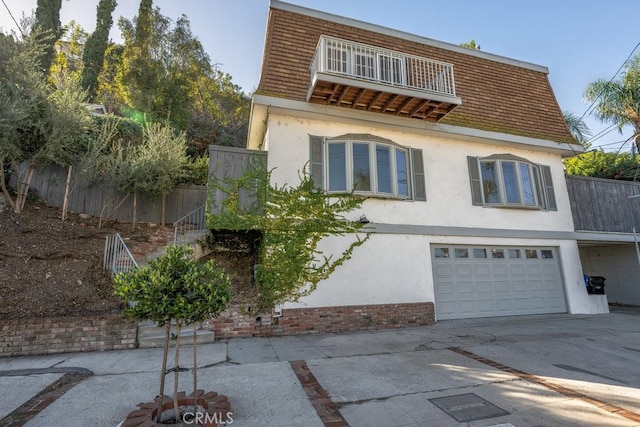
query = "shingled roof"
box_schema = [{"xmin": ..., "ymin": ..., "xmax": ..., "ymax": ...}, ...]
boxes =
[{"xmin": 256, "ymin": 1, "xmax": 577, "ymax": 146}]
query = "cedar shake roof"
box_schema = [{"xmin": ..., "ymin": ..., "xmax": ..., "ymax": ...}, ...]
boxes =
[{"xmin": 256, "ymin": 2, "xmax": 577, "ymax": 146}]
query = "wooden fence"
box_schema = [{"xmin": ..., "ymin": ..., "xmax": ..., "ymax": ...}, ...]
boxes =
[
  {"xmin": 566, "ymin": 175, "xmax": 640, "ymax": 233},
  {"xmin": 208, "ymin": 145, "xmax": 267, "ymax": 214},
  {"xmin": 15, "ymin": 163, "xmax": 206, "ymax": 224}
]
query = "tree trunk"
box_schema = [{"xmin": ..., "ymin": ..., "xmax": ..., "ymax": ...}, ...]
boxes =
[
  {"xmin": 61, "ymin": 165, "xmax": 73, "ymax": 221},
  {"xmin": 161, "ymin": 192, "xmax": 166, "ymax": 228},
  {"xmin": 157, "ymin": 322, "xmax": 171, "ymax": 423},
  {"xmin": 100, "ymin": 193, "xmax": 130, "ymax": 228},
  {"xmin": 173, "ymin": 320, "xmax": 182, "ymax": 423},
  {"xmin": 193, "ymin": 324, "xmax": 197, "ymax": 405},
  {"xmin": 132, "ymin": 190, "xmax": 137, "ymax": 230},
  {"xmin": 15, "ymin": 164, "xmax": 34, "ymax": 213},
  {"xmin": 0, "ymin": 161, "xmax": 17, "ymax": 212}
]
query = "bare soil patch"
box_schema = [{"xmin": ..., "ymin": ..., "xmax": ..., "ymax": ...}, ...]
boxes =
[{"xmin": 0, "ymin": 202, "xmax": 174, "ymax": 319}]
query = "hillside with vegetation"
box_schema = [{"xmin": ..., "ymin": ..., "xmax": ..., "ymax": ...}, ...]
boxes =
[{"xmin": 0, "ymin": 0, "xmax": 249, "ymax": 319}]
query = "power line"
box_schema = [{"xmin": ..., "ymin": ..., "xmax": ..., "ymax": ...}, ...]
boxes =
[
  {"xmin": 1, "ymin": 0, "xmax": 24, "ymax": 37},
  {"xmin": 594, "ymin": 138, "xmax": 631, "ymax": 148},
  {"xmin": 578, "ymin": 41, "xmax": 640, "ymax": 123},
  {"xmin": 586, "ymin": 123, "xmax": 618, "ymax": 144}
]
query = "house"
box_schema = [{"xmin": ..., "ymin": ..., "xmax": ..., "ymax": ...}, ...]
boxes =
[{"xmin": 244, "ymin": 0, "xmax": 608, "ymax": 328}]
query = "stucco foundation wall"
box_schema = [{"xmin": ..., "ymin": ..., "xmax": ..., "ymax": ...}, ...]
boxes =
[{"xmin": 580, "ymin": 244, "xmax": 640, "ymax": 306}]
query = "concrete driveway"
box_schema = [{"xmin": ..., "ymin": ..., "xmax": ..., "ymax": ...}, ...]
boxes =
[{"xmin": 1, "ymin": 306, "xmax": 639, "ymax": 426}]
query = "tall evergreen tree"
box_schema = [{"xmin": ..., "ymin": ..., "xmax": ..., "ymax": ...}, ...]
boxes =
[
  {"xmin": 116, "ymin": 0, "xmax": 161, "ymax": 117},
  {"xmin": 134, "ymin": 0, "xmax": 152, "ymax": 46},
  {"xmin": 32, "ymin": 0, "xmax": 63, "ymax": 73},
  {"xmin": 81, "ymin": 0, "xmax": 117, "ymax": 100}
]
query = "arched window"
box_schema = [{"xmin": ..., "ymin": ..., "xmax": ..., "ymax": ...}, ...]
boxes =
[
  {"xmin": 310, "ymin": 134, "xmax": 426, "ymax": 200},
  {"xmin": 467, "ymin": 154, "xmax": 556, "ymax": 210}
]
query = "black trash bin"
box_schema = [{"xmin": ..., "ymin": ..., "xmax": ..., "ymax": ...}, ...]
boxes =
[{"xmin": 587, "ymin": 276, "xmax": 606, "ymax": 294}]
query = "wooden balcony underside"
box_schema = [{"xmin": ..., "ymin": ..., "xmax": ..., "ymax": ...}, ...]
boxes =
[{"xmin": 309, "ymin": 79, "xmax": 459, "ymax": 122}]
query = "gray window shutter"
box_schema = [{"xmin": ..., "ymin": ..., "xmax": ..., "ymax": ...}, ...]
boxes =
[
  {"xmin": 467, "ymin": 156, "xmax": 483, "ymax": 205},
  {"xmin": 309, "ymin": 135, "xmax": 324, "ymax": 190},
  {"xmin": 541, "ymin": 165, "xmax": 557, "ymax": 211},
  {"xmin": 411, "ymin": 148, "xmax": 426, "ymax": 201}
]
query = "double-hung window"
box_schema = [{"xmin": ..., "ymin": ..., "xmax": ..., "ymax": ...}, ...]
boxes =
[
  {"xmin": 467, "ymin": 154, "xmax": 556, "ymax": 210},
  {"xmin": 310, "ymin": 134, "xmax": 426, "ymax": 200}
]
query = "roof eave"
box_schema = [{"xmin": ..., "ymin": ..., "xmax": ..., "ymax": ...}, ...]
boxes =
[{"xmin": 250, "ymin": 94, "xmax": 583, "ymax": 156}]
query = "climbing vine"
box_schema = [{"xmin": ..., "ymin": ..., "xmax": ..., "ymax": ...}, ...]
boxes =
[{"xmin": 207, "ymin": 166, "xmax": 370, "ymax": 312}]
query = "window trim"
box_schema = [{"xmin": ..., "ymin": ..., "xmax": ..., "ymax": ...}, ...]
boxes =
[
  {"xmin": 327, "ymin": 138, "xmax": 409, "ymax": 198},
  {"xmin": 311, "ymin": 135, "xmax": 426, "ymax": 201},
  {"xmin": 467, "ymin": 155, "xmax": 557, "ymax": 210}
]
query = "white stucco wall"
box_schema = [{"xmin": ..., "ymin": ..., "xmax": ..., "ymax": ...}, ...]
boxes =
[
  {"xmin": 264, "ymin": 113, "xmax": 576, "ymax": 232},
  {"xmin": 283, "ymin": 233, "xmax": 604, "ymax": 316},
  {"xmin": 580, "ymin": 244, "xmax": 640, "ymax": 306},
  {"xmin": 263, "ymin": 112, "xmax": 606, "ymax": 316}
]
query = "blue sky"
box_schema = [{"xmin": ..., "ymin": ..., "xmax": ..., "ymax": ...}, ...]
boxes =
[{"xmin": 1, "ymin": 0, "xmax": 638, "ymax": 152}]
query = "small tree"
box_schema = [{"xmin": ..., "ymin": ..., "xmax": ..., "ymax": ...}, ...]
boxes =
[
  {"xmin": 113, "ymin": 245, "xmax": 232, "ymax": 423},
  {"xmin": 134, "ymin": 122, "xmax": 188, "ymax": 226},
  {"xmin": 0, "ymin": 29, "xmax": 91, "ymax": 214},
  {"xmin": 460, "ymin": 39, "xmax": 481, "ymax": 51},
  {"xmin": 81, "ymin": 121, "xmax": 186, "ymax": 227}
]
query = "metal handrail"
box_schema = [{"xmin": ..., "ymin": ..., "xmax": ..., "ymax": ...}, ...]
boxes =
[
  {"xmin": 311, "ymin": 35, "xmax": 457, "ymax": 97},
  {"xmin": 103, "ymin": 233, "xmax": 138, "ymax": 276},
  {"xmin": 173, "ymin": 204, "xmax": 207, "ymax": 246}
]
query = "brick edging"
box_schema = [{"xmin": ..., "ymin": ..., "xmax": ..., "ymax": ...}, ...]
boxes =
[
  {"xmin": 0, "ymin": 314, "xmax": 136, "ymax": 357},
  {"xmin": 290, "ymin": 360, "xmax": 348, "ymax": 426},
  {"xmin": 0, "ymin": 369, "xmax": 92, "ymax": 426}
]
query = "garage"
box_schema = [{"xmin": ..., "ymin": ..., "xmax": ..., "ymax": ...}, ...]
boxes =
[{"xmin": 432, "ymin": 245, "xmax": 567, "ymax": 320}]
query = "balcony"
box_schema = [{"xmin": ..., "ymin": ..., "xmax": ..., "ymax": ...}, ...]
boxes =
[{"xmin": 307, "ymin": 35, "xmax": 462, "ymax": 122}]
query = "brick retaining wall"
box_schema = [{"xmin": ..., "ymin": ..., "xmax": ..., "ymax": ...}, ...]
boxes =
[
  {"xmin": 206, "ymin": 302, "xmax": 435, "ymax": 339},
  {"xmin": 0, "ymin": 314, "xmax": 137, "ymax": 357},
  {"xmin": 0, "ymin": 303, "xmax": 434, "ymax": 356}
]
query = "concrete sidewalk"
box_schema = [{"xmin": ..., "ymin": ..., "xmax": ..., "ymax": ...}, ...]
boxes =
[{"xmin": 1, "ymin": 307, "xmax": 639, "ymax": 426}]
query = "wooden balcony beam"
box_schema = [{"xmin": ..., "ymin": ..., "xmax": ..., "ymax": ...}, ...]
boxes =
[
  {"xmin": 367, "ymin": 91, "xmax": 384, "ymax": 111},
  {"xmin": 394, "ymin": 97, "xmax": 415, "ymax": 116},
  {"xmin": 352, "ymin": 88, "xmax": 367, "ymax": 108},
  {"xmin": 381, "ymin": 94, "xmax": 399, "ymax": 113}
]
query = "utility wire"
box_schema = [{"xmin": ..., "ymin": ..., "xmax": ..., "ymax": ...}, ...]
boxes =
[
  {"xmin": 1, "ymin": 0, "xmax": 24, "ymax": 37},
  {"xmin": 578, "ymin": 41, "xmax": 640, "ymax": 123},
  {"xmin": 586, "ymin": 123, "xmax": 617, "ymax": 144}
]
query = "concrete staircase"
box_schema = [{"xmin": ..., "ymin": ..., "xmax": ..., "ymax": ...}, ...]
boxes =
[
  {"xmin": 115, "ymin": 206, "xmax": 212, "ymax": 348},
  {"xmin": 137, "ymin": 321, "xmax": 216, "ymax": 348}
]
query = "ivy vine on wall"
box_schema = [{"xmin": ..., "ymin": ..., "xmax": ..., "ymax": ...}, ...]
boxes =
[{"xmin": 207, "ymin": 166, "xmax": 370, "ymax": 312}]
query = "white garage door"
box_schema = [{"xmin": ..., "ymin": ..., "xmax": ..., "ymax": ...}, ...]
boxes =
[{"xmin": 432, "ymin": 245, "xmax": 567, "ymax": 320}]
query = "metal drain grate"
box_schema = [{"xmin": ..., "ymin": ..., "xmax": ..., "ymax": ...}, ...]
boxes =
[{"xmin": 428, "ymin": 393, "xmax": 510, "ymax": 422}]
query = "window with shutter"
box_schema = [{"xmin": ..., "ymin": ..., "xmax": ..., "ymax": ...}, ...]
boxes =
[
  {"xmin": 467, "ymin": 155, "xmax": 556, "ymax": 210},
  {"xmin": 309, "ymin": 135, "xmax": 426, "ymax": 200}
]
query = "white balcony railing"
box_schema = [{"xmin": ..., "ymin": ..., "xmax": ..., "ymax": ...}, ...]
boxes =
[{"xmin": 311, "ymin": 35, "xmax": 457, "ymax": 98}]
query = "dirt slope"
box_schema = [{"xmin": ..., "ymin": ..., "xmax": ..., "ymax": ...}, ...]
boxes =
[{"xmin": 0, "ymin": 202, "xmax": 173, "ymax": 319}]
